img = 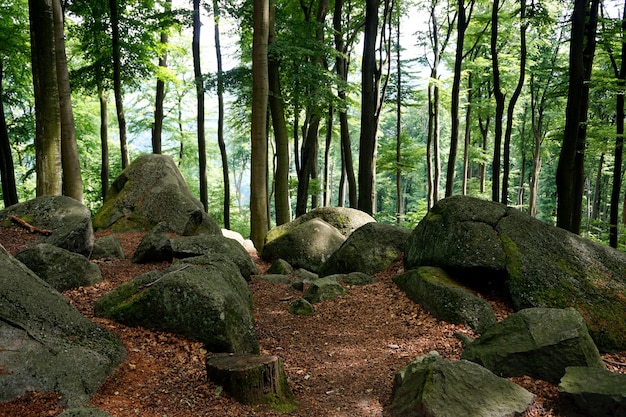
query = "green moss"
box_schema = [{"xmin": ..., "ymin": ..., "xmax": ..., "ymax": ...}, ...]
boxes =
[
  {"xmin": 417, "ymin": 266, "xmax": 465, "ymax": 288},
  {"xmin": 500, "ymin": 234, "xmax": 522, "ymax": 280}
]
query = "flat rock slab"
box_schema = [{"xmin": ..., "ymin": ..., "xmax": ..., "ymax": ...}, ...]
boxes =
[{"xmin": 559, "ymin": 366, "xmax": 626, "ymax": 417}]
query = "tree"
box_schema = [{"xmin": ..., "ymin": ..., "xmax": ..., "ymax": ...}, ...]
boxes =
[
  {"xmin": 192, "ymin": 0, "xmax": 209, "ymax": 211},
  {"xmin": 0, "ymin": 62, "xmax": 19, "ymax": 207},
  {"xmin": 29, "ymin": 0, "xmax": 62, "ymax": 196},
  {"xmin": 109, "ymin": 0, "xmax": 130, "ymax": 169},
  {"xmin": 152, "ymin": 0, "xmax": 172, "ymax": 154},
  {"xmin": 250, "ymin": 0, "xmax": 269, "ymax": 250},
  {"xmin": 556, "ymin": 0, "xmax": 600, "ymax": 233}
]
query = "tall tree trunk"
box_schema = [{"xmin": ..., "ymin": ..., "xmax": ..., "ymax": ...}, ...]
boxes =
[
  {"xmin": 213, "ymin": 0, "xmax": 231, "ymax": 229},
  {"xmin": 395, "ymin": 14, "xmax": 402, "ymax": 222},
  {"xmin": 592, "ymin": 153, "xmax": 604, "ymax": 220},
  {"xmin": 358, "ymin": 0, "xmax": 380, "ymax": 214},
  {"xmin": 324, "ymin": 105, "xmax": 333, "ymax": 207},
  {"xmin": 268, "ymin": 0, "xmax": 290, "ymax": 225},
  {"xmin": 152, "ymin": 0, "xmax": 172, "ymax": 155},
  {"xmin": 193, "ymin": 0, "xmax": 208, "ymax": 211},
  {"xmin": 490, "ymin": 0, "xmax": 505, "ymax": 202},
  {"xmin": 0, "ymin": 62, "xmax": 19, "ymax": 207},
  {"xmin": 556, "ymin": 0, "xmax": 599, "ymax": 233},
  {"xmin": 500, "ymin": 1, "xmax": 527, "ymax": 204},
  {"xmin": 446, "ymin": 0, "xmax": 470, "ymax": 197},
  {"xmin": 333, "ymin": 0, "xmax": 356, "ymax": 208},
  {"xmin": 109, "ymin": 0, "xmax": 129, "ymax": 169},
  {"xmin": 29, "ymin": 0, "xmax": 62, "ymax": 196},
  {"xmin": 461, "ymin": 74, "xmax": 472, "ymax": 195},
  {"xmin": 250, "ymin": 0, "xmax": 270, "ymax": 250},
  {"xmin": 53, "ymin": 0, "xmax": 83, "ymax": 203},
  {"xmin": 99, "ymin": 86, "xmax": 110, "ymax": 201}
]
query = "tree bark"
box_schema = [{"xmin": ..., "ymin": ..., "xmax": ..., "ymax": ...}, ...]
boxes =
[
  {"xmin": 29, "ymin": 0, "xmax": 62, "ymax": 196},
  {"xmin": 99, "ymin": 86, "xmax": 110, "ymax": 201},
  {"xmin": 53, "ymin": 0, "xmax": 83, "ymax": 203},
  {"xmin": 268, "ymin": 0, "xmax": 290, "ymax": 225},
  {"xmin": 152, "ymin": 0, "xmax": 172, "ymax": 155},
  {"xmin": 490, "ymin": 0, "xmax": 504, "ymax": 202},
  {"xmin": 250, "ymin": 0, "xmax": 270, "ymax": 250},
  {"xmin": 109, "ymin": 0, "xmax": 129, "ymax": 169},
  {"xmin": 193, "ymin": 0, "xmax": 208, "ymax": 211},
  {"xmin": 0, "ymin": 61, "xmax": 19, "ymax": 207}
]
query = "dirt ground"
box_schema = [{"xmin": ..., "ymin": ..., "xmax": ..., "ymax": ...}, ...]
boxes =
[{"xmin": 0, "ymin": 225, "xmax": 625, "ymax": 417}]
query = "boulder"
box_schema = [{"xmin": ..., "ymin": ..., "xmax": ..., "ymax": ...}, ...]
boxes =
[
  {"xmin": 289, "ymin": 298, "xmax": 315, "ymax": 315},
  {"xmin": 222, "ymin": 228, "xmax": 256, "ymax": 253},
  {"xmin": 319, "ymin": 222, "xmax": 411, "ymax": 276},
  {"xmin": 303, "ymin": 276, "xmax": 348, "ymax": 303},
  {"xmin": 131, "ymin": 222, "xmax": 173, "ymax": 264},
  {"xmin": 0, "ymin": 246, "xmax": 126, "ymax": 406},
  {"xmin": 58, "ymin": 408, "xmax": 113, "ymax": 417},
  {"xmin": 261, "ymin": 218, "xmax": 345, "ymax": 272},
  {"xmin": 264, "ymin": 207, "xmax": 375, "ymax": 246},
  {"xmin": 93, "ymin": 154, "xmax": 221, "ymax": 235},
  {"xmin": 0, "ymin": 195, "xmax": 94, "ymax": 256},
  {"xmin": 15, "ymin": 243, "xmax": 102, "ymax": 292},
  {"xmin": 94, "ymin": 259, "xmax": 259, "ymax": 354},
  {"xmin": 338, "ymin": 271, "xmax": 375, "ymax": 286},
  {"xmin": 91, "ymin": 235, "xmax": 124, "ymax": 260},
  {"xmin": 394, "ymin": 267, "xmax": 496, "ymax": 333},
  {"xmin": 461, "ymin": 307, "xmax": 605, "ymax": 383},
  {"xmin": 558, "ymin": 366, "xmax": 626, "ymax": 417},
  {"xmin": 267, "ymin": 258, "xmax": 294, "ymax": 275},
  {"xmin": 405, "ymin": 195, "xmax": 626, "ymax": 351},
  {"xmin": 171, "ymin": 234, "xmax": 258, "ymax": 280},
  {"xmin": 254, "ymin": 274, "xmax": 293, "ymax": 284},
  {"xmin": 387, "ymin": 351, "xmax": 534, "ymax": 417}
]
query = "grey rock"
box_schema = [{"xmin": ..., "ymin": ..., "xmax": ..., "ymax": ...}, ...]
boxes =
[
  {"xmin": 558, "ymin": 366, "xmax": 626, "ymax": 417},
  {"xmin": 329, "ymin": 272, "xmax": 375, "ymax": 286},
  {"xmin": 388, "ymin": 351, "xmax": 534, "ymax": 417},
  {"xmin": 131, "ymin": 222, "xmax": 172, "ymax": 263},
  {"xmin": 294, "ymin": 268, "xmax": 318, "ymax": 282},
  {"xmin": 254, "ymin": 274, "xmax": 293, "ymax": 284},
  {"xmin": 262, "ymin": 218, "xmax": 345, "ymax": 272},
  {"xmin": 94, "ymin": 259, "xmax": 259, "ymax": 354},
  {"xmin": 319, "ymin": 222, "xmax": 411, "ymax": 276},
  {"xmin": 171, "ymin": 234, "xmax": 258, "ymax": 280},
  {"xmin": 394, "ymin": 267, "xmax": 496, "ymax": 333},
  {"xmin": 0, "ymin": 195, "xmax": 94, "ymax": 256},
  {"xmin": 289, "ymin": 298, "xmax": 315, "ymax": 315},
  {"xmin": 91, "ymin": 235, "xmax": 124, "ymax": 260},
  {"xmin": 93, "ymin": 154, "xmax": 221, "ymax": 235},
  {"xmin": 404, "ymin": 195, "xmax": 626, "ymax": 351},
  {"xmin": 58, "ymin": 408, "xmax": 113, "ymax": 417},
  {"xmin": 303, "ymin": 276, "xmax": 348, "ymax": 303},
  {"xmin": 0, "ymin": 246, "xmax": 126, "ymax": 407},
  {"xmin": 461, "ymin": 307, "xmax": 605, "ymax": 383},
  {"xmin": 15, "ymin": 243, "xmax": 102, "ymax": 291},
  {"xmin": 267, "ymin": 258, "xmax": 294, "ymax": 275}
]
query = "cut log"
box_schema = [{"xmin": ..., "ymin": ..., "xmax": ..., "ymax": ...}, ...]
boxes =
[{"xmin": 206, "ymin": 353, "xmax": 297, "ymax": 412}]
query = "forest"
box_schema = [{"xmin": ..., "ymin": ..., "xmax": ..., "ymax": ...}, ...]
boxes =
[{"xmin": 0, "ymin": 0, "xmax": 624, "ymax": 251}]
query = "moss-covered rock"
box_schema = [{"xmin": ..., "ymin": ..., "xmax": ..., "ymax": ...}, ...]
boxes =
[
  {"xmin": 91, "ymin": 235, "xmax": 125, "ymax": 260},
  {"xmin": 558, "ymin": 366, "xmax": 626, "ymax": 416},
  {"xmin": 303, "ymin": 276, "xmax": 348, "ymax": 303},
  {"xmin": 289, "ymin": 298, "xmax": 315, "ymax": 315}
]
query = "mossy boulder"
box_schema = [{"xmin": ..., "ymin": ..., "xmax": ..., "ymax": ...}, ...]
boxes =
[
  {"xmin": 264, "ymin": 207, "xmax": 374, "ymax": 246},
  {"xmin": 0, "ymin": 246, "xmax": 126, "ymax": 406},
  {"xmin": 388, "ymin": 351, "xmax": 534, "ymax": 417},
  {"xmin": 394, "ymin": 267, "xmax": 496, "ymax": 333},
  {"xmin": 94, "ymin": 258, "xmax": 259, "ymax": 354},
  {"xmin": 289, "ymin": 298, "xmax": 315, "ymax": 315},
  {"xmin": 405, "ymin": 195, "xmax": 626, "ymax": 351},
  {"xmin": 318, "ymin": 222, "xmax": 411, "ymax": 277},
  {"xmin": 131, "ymin": 222, "xmax": 173, "ymax": 263},
  {"xmin": 91, "ymin": 235, "xmax": 125, "ymax": 260},
  {"xmin": 461, "ymin": 308, "xmax": 605, "ymax": 383},
  {"xmin": 0, "ymin": 195, "xmax": 94, "ymax": 256},
  {"xmin": 558, "ymin": 366, "xmax": 626, "ymax": 417},
  {"xmin": 303, "ymin": 276, "xmax": 348, "ymax": 303},
  {"xmin": 261, "ymin": 218, "xmax": 346, "ymax": 273},
  {"xmin": 15, "ymin": 243, "xmax": 102, "ymax": 291},
  {"xmin": 93, "ymin": 154, "xmax": 221, "ymax": 235}
]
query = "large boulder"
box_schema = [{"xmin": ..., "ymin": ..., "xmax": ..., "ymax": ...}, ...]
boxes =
[
  {"xmin": 94, "ymin": 258, "xmax": 259, "ymax": 354},
  {"xmin": 394, "ymin": 267, "xmax": 496, "ymax": 333},
  {"xmin": 171, "ymin": 234, "xmax": 258, "ymax": 280},
  {"xmin": 262, "ymin": 218, "xmax": 346, "ymax": 272},
  {"xmin": 264, "ymin": 207, "xmax": 375, "ymax": 246},
  {"xmin": 461, "ymin": 307, "xmax": 605, "ymax": 383},
  {"xmin": 91, "ymin": 235, "xmax": 125, "ymax": 260},
  {"xmin": 0, "ymin": 195, "xmax": 94, "ymax": 256},
  {"xmin": 318, "ymin": 222, "xmax": 411, "ymax": 277},
  {"xmin": 15, "ymin": 243, "xmax": 102, "ymax": 292},
  {"xmin": 558, "ymin": 366, "xmax": 626, "ymax": 417},
  {"xmin": 405, "ymin": 195, "xmax": 626, "ymax": 351},
  {"xmin": 93, "ymin": 154, "xmax": 221, "ymax": 235},
  {"xmin": 387, "ymin": 351, "xmax": 534, "ymax": 417},
  {"xmin": 0, "ymin": 245, "xmax": 126, "ymax": 407},
  {"xmin": 131, "ymin": 222, "xmax": 173, "ymax": 264}
]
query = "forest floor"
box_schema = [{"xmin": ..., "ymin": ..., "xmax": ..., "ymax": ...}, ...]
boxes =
[{"xmin": 1, "ymin": 226, "xmax": 625, "ymax": 417}]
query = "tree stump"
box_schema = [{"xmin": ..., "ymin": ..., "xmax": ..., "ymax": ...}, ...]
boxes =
[{"xmin": 206, "ymin": 353, "xmax": 297, "ymax": 412}]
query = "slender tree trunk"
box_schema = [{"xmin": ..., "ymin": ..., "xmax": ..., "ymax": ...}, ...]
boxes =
[
  {"xmin": 593, "ymin": 153, "xmax": 604, "ymax": 220},
  {"xmin": 296, "ymin": 116, "xmax": 320, "ymax": 216},
  {"xmin": 99, "ymin": 87, "xmax": 110, "ymax": 201},
  {"xmin": 395, "ymin": 14, "xmax": 402, "ymax": 222},
  {"xmin": 109, "ymin": 0, "xmax": 129, "ymax": 169},
  {"xmin": 53, "ymin": 0, "xmax": 83, "ymax": 203},
  {"xmin": 29, "ymin": 0, "xmax": 62, "ymax": 196},
  {"xmin": 462, "ymin": 74, "xmax": 471, "ymax": 195},
  {"xmin": 0, "ymin": 62, "xmax": 19, "ymax": 207},
  {"xmin": 213, "ymin": 0, "xmax": 231, "ymax": 229},
  {"xmin": 250, "ymin": 0, "xmax": 269, "ymax": 250},
  {"xmin": 490, "ymin": 0, "xmax": 505, "ymax": 202},
  {"xmin": 268, "ymin": 0, "xmax": 290, "ymax": 225},
  {"xmin": 324, "ymin": 105, "xmax": 333, "ymax": 207},
  {"xmin": 556, "ymin": 0, "xmax": 599, "ymax": 233},
  {"xmin": 152, "ymin": 0, "xmax": 172, "ymax": 155},
  {"xmin": 193, "ymin": 0, "xmax": 208, "ymax": 211}
]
